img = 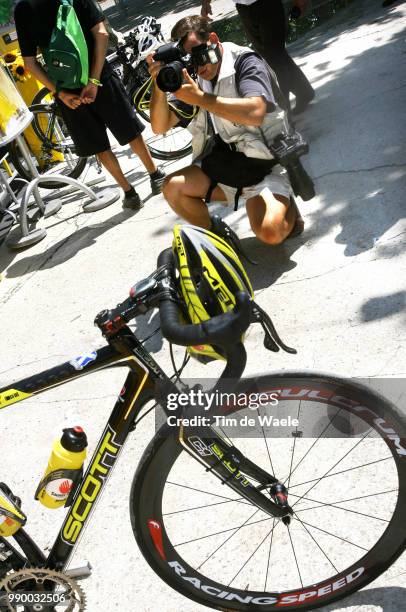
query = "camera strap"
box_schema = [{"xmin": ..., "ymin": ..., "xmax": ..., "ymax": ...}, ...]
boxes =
[{"xmin": 202, "ymin": 133, "xmax": 277, "ymax": 211}]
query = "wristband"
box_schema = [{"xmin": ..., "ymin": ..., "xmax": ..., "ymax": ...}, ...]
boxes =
[{"xmin": 89, "ymin": 78, "xmax": 102, "ymax": 87}]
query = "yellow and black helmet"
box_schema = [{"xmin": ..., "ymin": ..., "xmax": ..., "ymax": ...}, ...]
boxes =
[{"xmin": 172, "ymin": 224, "xmax": 254, "ymax": 362}]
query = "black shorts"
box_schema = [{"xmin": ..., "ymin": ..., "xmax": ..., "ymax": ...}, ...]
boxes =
[{"xmin": 57, "ymin": 71, "xmax": 145, "ymax": 157}]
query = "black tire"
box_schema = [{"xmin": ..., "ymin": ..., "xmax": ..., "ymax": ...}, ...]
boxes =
[
  {"xmin": 31, "ymin": 87, "xmax": 53, "ymax": 110},
  {"xmin": 130, "ymin": 373, "xmax": 406, "ymax": 611},
  {"xmin": 8, "ymin": 93, "xmax": 87, "ymax": 190}
]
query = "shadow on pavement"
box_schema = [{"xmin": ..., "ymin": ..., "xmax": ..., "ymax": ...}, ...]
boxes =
[
  {"xmin": 4, "ymin": 208, "xmax": 139, "ymax": 278},
  {"xmin": 241, "ymin": 235, "xmax": 301, "ymax": 291},
  {"xmin": 360, "ymin": 290, "xmax": 406, "ymax": 323},
  {"xmin": 320, "ymin": 586, "xmax": 406, "ymax": 611},
  {"xmin": 290, "ymin": 2, "xmax": 405, "ymax": 257}
]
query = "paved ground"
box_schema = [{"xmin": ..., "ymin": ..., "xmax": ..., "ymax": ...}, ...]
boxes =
[{"xmin": 1, "ymin": 0, "xmax": 406, "ymax": 610}]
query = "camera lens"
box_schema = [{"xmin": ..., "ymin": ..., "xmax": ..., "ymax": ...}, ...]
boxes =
[{"xmin": 156, "ymin": 62, "xmax": 184, "ymax": 93}]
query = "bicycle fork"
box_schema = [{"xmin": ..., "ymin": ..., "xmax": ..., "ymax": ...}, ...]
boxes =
[{"xmin": 178, "ymin": 424, "xmax": 293, "ymax": 520}]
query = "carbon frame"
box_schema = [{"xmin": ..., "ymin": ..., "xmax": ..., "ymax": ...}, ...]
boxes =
[
  {"xmin": 0, "ymin": 326, "xmax": 169, "ymax": 571},
  {"xmin": 0, "ymin": 325, "xmax": 288, "ymax": 574}
]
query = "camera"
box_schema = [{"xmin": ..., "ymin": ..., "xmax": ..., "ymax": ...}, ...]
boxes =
[
  {"xmin": 154, "ymin": 43, "xmax": 195, "ymax": 93},
  {"xmin": 154, "ymin": 42, "xmax": 222, "ymax": 93},
  {"xmin": 269, "ymin": 131, "xmax": 315, "ymax": 201}
]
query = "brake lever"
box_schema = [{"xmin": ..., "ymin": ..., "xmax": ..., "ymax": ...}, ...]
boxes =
[
  {"xmin": 250, "ymin": 302, "xmax": 297, "ymax": 354},
  {"xmin": 250, "ymin": 304, "xmax": 279, "ymax": 352}
]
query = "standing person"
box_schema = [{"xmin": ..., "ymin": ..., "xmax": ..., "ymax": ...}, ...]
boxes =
[
  {"xmin": 201, "ymin": 0, "xmax": 314, "ymax": 115},
  {"xmin": 148, "ymin": 16, "xmax": 304, "ymax": 246},
  {"xmin": 14, "ymin": 0, "xmax": 166, "ymax": 210}
]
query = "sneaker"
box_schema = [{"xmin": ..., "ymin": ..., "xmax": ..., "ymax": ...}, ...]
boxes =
[
  {"xmin": 122, "ymin": 187, "xmax": 143, "ymax": 210},
  {"xmin": 150, "ymin": 166, "xmax": 166, "ymax": 195}
]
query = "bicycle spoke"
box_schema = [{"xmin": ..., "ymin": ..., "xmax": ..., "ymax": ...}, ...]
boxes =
[
  {"xmin": 291, "ymin": 430, "xmax": 374, "ymax": 508},
  {"xmin": 257, "ymin": 407, "xmax": 275, "ymax": 476},
  {"xmin": 166, "ymin": 480, "xmax": 251, "ymax": 504},
  {"xmin": 227, "ymin": 522, "xmax": 279, "ymax": 587},
  {"xmin": 297, "ymin": 519, "xmax": 369, "ymax": 551},
  {"xmin": 164, "ymin": 496, "xmax": 252, "ymax": 516},
  {"xmin": 287, "ymin": 525, "xmax": 304, "ymax": 588},
  {"xmin": 197, "ymin": 508, "xmax": 260, "ymax": 570},
  {"xmin": 283, "ymin": 406, "xmax": 343, "ymax": 485},
  {"xmin": 286, "ymin": 401, "xmax": 302, "ymax": 488},
  {"xmin": 175, "ymin": 513, "xmax": 273, "ymax": 548},
  {"xmin": 293, "ymin": 511, "xmax": 339, "ymax": 573},
  {"xmin": 264, "ymin": 519, "xmax": 276, "ymax": 591},
  {"xmin": 291, "ymin": 488, "xmax": 398, "ymax": 514},
  {"xmin": 289, "ymin": 455, "xmax": 391, "ymax": 490},
  {"xmin": 296, "ymin": 501, "xmax": 390, "ymax": 522}
]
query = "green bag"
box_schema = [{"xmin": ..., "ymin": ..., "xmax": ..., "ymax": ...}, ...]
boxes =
[
  {"xmin": 0, "ymin": 0, "xmax": 13, "ymax": 25},
  {"xmin": 42, "ymin": 0, "xmax": 89, "ymax": 91}
]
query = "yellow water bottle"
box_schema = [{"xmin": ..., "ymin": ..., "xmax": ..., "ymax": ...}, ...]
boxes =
[
  {"xmin": 0, "ymin": 483, "xmax": 27, "ymax": 537},
  {"xmin": 35, "ymin": 427, "xmax": 88, "ymax": 509}
]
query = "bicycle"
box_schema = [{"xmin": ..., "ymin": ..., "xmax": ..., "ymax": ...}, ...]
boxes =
[{"xmin": 0, "ymin": 223, "xmax": 405, "ymax": 611}]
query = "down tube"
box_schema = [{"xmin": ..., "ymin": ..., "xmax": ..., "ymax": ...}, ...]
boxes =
[
  {"xmin": 46, "ymin": 362, "xmax": 155, "ymax": 569},
  {"xmin": 0, "ymin": 346, "xmax": 124, "ymax": 410}
]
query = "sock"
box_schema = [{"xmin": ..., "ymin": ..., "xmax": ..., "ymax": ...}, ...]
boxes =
[
  {"xmin": 124, "ymin": 186, "xmax": 134, "ymax": 194},
  {"xmin": 149, "ymin": 168, "xmax": 161, "ymax": 179}
]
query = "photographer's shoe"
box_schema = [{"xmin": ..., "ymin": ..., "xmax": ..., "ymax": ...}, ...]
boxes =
[
  {"xmin": 122, "ymin": 187, "xmax": 143, "ymax": 210},
  {"xmin": 150, "ymin": 166, "xmax": 166, "ymax": 195}
]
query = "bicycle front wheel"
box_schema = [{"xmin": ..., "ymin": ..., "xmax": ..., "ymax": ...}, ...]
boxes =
[{"xmin": 130, "ymin": 373, "xmax": 406, "ymax": 611}]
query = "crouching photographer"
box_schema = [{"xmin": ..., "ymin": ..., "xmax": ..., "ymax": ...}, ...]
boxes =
[{"xmin": 148, "ymin": 15, "xmax": 315, "ymax": 245}]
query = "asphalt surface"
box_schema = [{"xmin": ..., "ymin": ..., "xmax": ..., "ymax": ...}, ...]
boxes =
[{"xmin": 0, "ymin": 0, "xmax": 405, "ymax": 611}]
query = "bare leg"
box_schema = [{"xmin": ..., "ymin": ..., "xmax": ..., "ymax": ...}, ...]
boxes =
[
  {"xmin": 246, "ymin": 190, "xmax": 300, "ymax": 244},
  {"xmin": 97, "ymin": 149, "xmax": 131, "ymax": 191},
  {"xmin": 163, "ymin": 165, "xmax": 226, "ymax": 228},
  {"xmin": 129, "ymin": 135, "xmax": 157, "ymax": 174}
]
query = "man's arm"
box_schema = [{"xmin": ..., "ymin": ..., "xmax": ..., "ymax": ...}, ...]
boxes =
[
  {"xmin": 199, "ymin": 92, "xmax": 266, "ymax": 126},
  {"xmin": 147, "ymin": 56, "xmax": 182, "ymax": 134},
  {"xmin": 15, "ymin": 0, "xmax": 81, "ymax": 108},
  {"xmin": 22, "ymin": 57, "xmax": 57, "ymax": 95},
  {"xmin": 175, "ymin": 71, "xmax": 266, "ymax": 127},
  {"xmin": 23, "ymin": 57, "xmax": 82, "ymax": 109},
  {"xmin": 80, "ymin": 21, "xmax": 109, "ymax": 103}
]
